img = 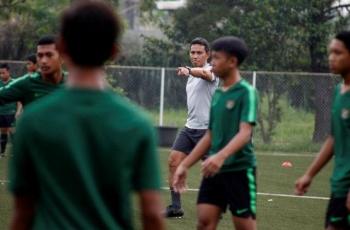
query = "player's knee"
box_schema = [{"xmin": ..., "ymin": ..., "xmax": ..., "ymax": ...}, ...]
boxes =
[
  {"xmin": 168, "ymin": 152, "xmax": 183, "ymax": 169},
  {"xmin": 197, "ymin": 217, "xmax": 215, "ymax": 230}
]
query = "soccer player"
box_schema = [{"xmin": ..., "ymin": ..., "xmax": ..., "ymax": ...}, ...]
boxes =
[
  {"xmin": 25, "ymin": 54, "xmax": 38, "ymax": 75},
  {"xmin": 9, "ymin": 1, "xmax": 164, "ymax": 229},
  {"xmin": 295, "ymin": 31, "xmax": 350, "ymax": 230},
  {"xmin": 173, "ymin": 36, "xmax": 258, "ymax": 230},
  {"xmin": 0, "ymin": 64, "xmax": 21, "ymax": 156},
  {"xmin": 0, "ymin": 35, "xmax": 65, "ymax": 107},
  {"xmin": 165, "ymin": 37, "xmax": 219, "ymax": 218}
]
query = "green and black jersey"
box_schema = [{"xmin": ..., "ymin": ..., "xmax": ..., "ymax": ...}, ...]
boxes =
[
  {"xmin": 0, "ymin": 72, "xmax": 66, "ymax": 107},
  {"xmin": 0, "ymin": 79, "xmax": 17, "ymax": 115},
  {"xmin": 330, "ymin": 84, "xmax": 350, "ymax": 198},
  {"xmin": 9, "ymin": 87, "xmax": 161, "ymax": 229},
  {"xmin": 209, "ymin": 79, "xmax": 258, "ymax": 173}
]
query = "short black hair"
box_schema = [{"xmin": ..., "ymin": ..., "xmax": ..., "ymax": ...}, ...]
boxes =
[
  {"xmin": 335, "ymin": 31, "xmax": 350, "ymax": 52},
  {"xmin": 0, "ymin": 63, "xmax": 9, "ymax": 70},
  {"xmin": 26, "ymin": 54, "xmax": 37, "ymax": 64},
  {"xmin": 59, "ymin": 0, "xmax": 122, "ymax": 67},
  {"xmin": 211, "ymin": 36, "xmax": 249, "ymax": 65},
  {"xmin": 37, "ymin": 35, "xmax": 56, "ymax": 46},
  {"xmin": 190, "ymin": 37, "xmax": 210, "ymax": 53}
]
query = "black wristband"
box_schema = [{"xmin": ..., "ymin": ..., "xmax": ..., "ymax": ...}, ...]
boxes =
[{"xmin": 185, "ymin": 66, "xmax": 192, "ymax": 76}]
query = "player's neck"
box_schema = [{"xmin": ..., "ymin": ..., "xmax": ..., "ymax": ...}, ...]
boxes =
[
  {"xmin": 343, "ymin": 72, "xmax": 350, "ymax": 86},
  {"xmin": 66, "ymin": 67, "xmax": 106, "ymax": 90},
  {"xmin": 42, "ymin": 69, "xmax": 63, "ymax": 84},
  {"xmin": 221, "ymin": 69, "xmax": 241, "ymax": 91}
]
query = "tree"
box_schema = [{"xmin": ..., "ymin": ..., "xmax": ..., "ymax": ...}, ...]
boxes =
[{"xmin": 144, "ymin": 0, "xmax": 350, "ymax": 143}]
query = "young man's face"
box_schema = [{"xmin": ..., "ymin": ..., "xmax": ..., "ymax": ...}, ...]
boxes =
[
  {"xmin": 328, "ymin": 39, "xmax": 350, "ymax": 76},
  {"xmin": 190, "ymin": 44, "xmax": 209, "ymax": 67},
  {"xmin": 37, "ymin": 44, "xmax": 62, "ymax": 76},
  {"xmin": 26, "ymin": 61, "xmax": 37, "ymax": 73},
  {"xmin": 210, "ymin": 51, "xmax": 235, "ymax": 79},
  {"xmin": 0, "ymin": 68, "xmax": 10, "ymax": 81}
]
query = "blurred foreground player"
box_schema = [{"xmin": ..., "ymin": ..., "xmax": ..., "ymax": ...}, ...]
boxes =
[{"xmin": 9, "ymin": 1, "xmax": 164, "ymax": 229}]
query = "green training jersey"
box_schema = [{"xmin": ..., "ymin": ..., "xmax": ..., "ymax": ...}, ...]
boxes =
[
  {"xmin": 209, "ymin": 79, "xmax": 258, "ymax": 173},
  {"xmin": 0, "ymin": 72, "xmax": 65, "ymax": 107},
  {"xmin": 9, "ymin": 88, "xmax": 161, "ymax": 230},
  {"xmin": 330, "ymin": 84, "xmax": 350, "ymax": 197},
  {"xmin": 0, "ymin": 79, "xmax": 17, "ymax": 115}
]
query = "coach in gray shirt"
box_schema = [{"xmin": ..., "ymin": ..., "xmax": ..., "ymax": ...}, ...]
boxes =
[{"xmin": 165, "ymin": 37, "xmax": 219, "ymax": 218}]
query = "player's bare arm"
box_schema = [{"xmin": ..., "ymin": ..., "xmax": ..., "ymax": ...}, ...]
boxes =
[
  {"xmin": 176, "ymin": 66, "xmax": 214, "ymax": 82},
  {"xmin": 139, "ymin": 191, "xmax": 165, "ymax": 230},
  {"xmin": 295, "ymin": 136, "xmax": 334, "ymax": 195},
  {"xmin": 201, "ymin": 122, "xmax": 253, "ymax": 178},
  {"xmin": 173, "ymin": 130, "xmax": 212, "ymax": 192}
]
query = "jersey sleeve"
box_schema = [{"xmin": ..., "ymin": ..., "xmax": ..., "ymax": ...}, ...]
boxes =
[
  {"xmin": 240, "ymin": 87, "xmax": 258, "ymax": 125},
  {"xmin": 0, "ymin": 77, "xmax": 26, "ymax": 105},
  {"xmin": 132, "ymin": 122, "xmax": 161, "ymax": 191},
  {"xmin": 8, "ymin": 114, "xmax": 38, "ymax": 196}
]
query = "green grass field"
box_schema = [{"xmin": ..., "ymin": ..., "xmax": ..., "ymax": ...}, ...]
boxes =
[{"xmin": 0, "ymin": 148, "xmax": 332, "ymax": 229}]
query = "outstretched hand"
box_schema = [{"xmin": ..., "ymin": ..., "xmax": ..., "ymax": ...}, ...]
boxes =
[{"xmin": 176, "ymin": 67, "xmax": 190, "ymax": 77}]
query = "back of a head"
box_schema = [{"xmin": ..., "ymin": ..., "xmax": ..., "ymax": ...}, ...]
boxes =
[
  {"xmin": 59, "ymin": 0, "xmax": 122, "ymax": 67},
  {"xmin": 211, "ymin": 36, "xmax": 249, "ymax": 65},
  {"xmin": 26, "ymin": 54, "xmax": 37, "ymax": 64},
  {"xmin": 335, "ymin": 31, "xmax": 350, "ymax": 52},
  {"xmin": 191, "ymin": 37, "xmax": 210, "ymax": 53}
]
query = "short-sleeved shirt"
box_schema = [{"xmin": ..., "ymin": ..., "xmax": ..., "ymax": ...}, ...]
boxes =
[
  {"xmin": 330, "ymin": 84, "xmax": 350, "ymax": 198},
  {"xmin": 9, "ymin": 88, "xmax": 161, "ymax": 229},
  {"xmin": 0, "ymin": 72, "xmax": 66, "ymax": 107},
  {"xmin": 0, "ymin": 79, "xmax": 17, "ymax": 115},
  {"xmin": 185, "ymin": 63, "xmax": 219, "ymax": 129},
  {"xmin": 208, "ymin": 79, "xmax": 258, "ymax": 173}
]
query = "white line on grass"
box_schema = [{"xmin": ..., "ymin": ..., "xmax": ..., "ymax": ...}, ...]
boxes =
[{"xmin": 161, "ymin": 187, "xmax": 329, "ymax": 200}]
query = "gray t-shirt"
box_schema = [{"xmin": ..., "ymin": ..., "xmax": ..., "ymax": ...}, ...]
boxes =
[{"xmin": 185, "ymin": 63, "xmax": 219, "ymax": 129}]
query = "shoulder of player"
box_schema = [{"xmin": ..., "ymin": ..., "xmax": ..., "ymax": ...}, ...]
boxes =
[
  {"xmin": 239, "ymin": 80, "xmax": 256, "ymax": 94},
  {"xmin": 3, "ymin": 73, "xmax": 34, "ymax": 88}
]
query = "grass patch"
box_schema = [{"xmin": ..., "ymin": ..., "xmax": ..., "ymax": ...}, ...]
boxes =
[{"xmin": 0, "ymin": 149, "xmax": 331, "ymax": 229}]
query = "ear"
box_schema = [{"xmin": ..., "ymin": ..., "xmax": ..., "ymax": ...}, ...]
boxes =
[
  {"xmin": 55, "ymin": 37, "xmax": 68, "ymax": 66},
  {"xmin": 230, "ymin": 56, "xmax": 239, "ymax": 68},
  {"xmin": 56, "ymin": 37, "xmax": 66, "ymax": 56},
  {"xmin": 109, "ymin": 44, "xmax": 119, "ymax": 61}
]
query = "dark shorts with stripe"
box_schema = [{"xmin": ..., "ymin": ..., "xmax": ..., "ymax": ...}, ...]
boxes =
[
  {"xmin": 325, "ymin": 195, "xmax": 350, "ymax": 229},
  {"xmin": 0, "ymin": 114, "xmax": 15, "ymax": 128},
  {"xmin": 197, "ymin": 168, "xmax": 257, "ymax": 218},
  {"xmin": 172, "ymin": 127, "xmax": 206, "ymax": 155}
]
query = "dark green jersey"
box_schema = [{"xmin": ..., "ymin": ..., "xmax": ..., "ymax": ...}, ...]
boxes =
[
  {"xmin": 209, "ymin": 79, "xmax": 258, "ymax": 173},
  {"xmin": 0, "ymin": 79, "xmax": 17, "ymax": 115},
  {"xmin": 0, "ymin": 72, "xmax": 65, "ymax": 107},
  {"xmin": 9, "ymin": 88, "xmax": 161, "ymax": 229},
  {"xmin": 330, "ymin": 84, "xmax": 350, "ymax": 197}
]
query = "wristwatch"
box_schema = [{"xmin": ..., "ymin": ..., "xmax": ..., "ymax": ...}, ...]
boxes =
[{"xmin": 185, "ymin": 66, "xmax": 192, "ymax": 76}]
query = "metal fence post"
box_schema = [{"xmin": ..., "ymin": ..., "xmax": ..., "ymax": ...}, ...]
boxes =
[
  {"xmin": 252, "ymin": 71, "xmax": 257, "ymax": 89},
  {"xmin": 159, "ymin": 67, "xmax": 165, "ymax": 126}
]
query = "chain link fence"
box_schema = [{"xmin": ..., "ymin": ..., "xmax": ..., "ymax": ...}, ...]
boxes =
[{"xmin": 0, "ymin": 61, "xmax": 342, "ymax": 152}]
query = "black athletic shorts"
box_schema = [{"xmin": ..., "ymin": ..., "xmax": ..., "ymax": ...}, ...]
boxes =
[
  {"xmin": 172, "ymin": 127, "xmax": 206, "ymax": 155},
  {"xmin": 325, "ymin": 195, "xmax": 350, "ymax": 229},
  {"xmin": 0, "ymin": 114, "xmax": 15, "ymax": 128},
  {"xmin": 197, "ymin": 168, "xmax": 257, "ymax": 218}
]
